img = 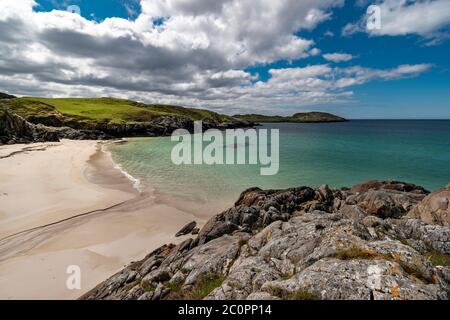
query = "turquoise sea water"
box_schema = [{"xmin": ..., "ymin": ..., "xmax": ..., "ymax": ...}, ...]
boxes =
[{"xmin": 109, "ymin": 121, "xmax": 450, "ymax": 213}]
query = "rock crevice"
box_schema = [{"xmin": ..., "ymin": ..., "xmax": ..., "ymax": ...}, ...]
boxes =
[{"xmin": 82, "ymin": 180, "xmax": 450, "ymax": 300}]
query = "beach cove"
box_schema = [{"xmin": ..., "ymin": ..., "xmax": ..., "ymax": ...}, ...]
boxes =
[{"xmin": 0, "ymin": 140, "xmax": 206, "ymax": 299}]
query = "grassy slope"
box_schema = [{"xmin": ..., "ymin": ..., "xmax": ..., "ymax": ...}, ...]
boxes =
[
  {"xmin": 4, "ymin": 97, "xmax": 233, "ymax": 125},
  {"xmin": 234, "ymin": 112, "xmax": 347, "ymax": 123}
]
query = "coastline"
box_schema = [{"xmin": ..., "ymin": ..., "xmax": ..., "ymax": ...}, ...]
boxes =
[{"xmin": 0, "ymin": 140, "xmax": 207, "ymax": 299}]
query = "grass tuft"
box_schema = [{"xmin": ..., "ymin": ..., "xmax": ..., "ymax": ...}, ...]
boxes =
[
  {"xmin": 425, "ymin": 251, "xmax": 450, "ymax": 268},
  {"xmin": 167, "ymin": 274, "xmax": 225, "ymax": 300},
  {"xmin": 268, "ymin": 286, "xmax": 318, "ymax": 300},
  {"xmin": 184, "ymin": 274, "xmax": 225, "ymax": 300}
]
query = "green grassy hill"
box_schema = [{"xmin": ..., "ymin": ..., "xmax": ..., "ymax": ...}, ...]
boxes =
[
  {"xmin": 234, "ymin": 112, "xmax": 347, "ymax": 123},
  {"xmin": 3, "ymin": 97, "xmax": 233, "ymax": 126}
]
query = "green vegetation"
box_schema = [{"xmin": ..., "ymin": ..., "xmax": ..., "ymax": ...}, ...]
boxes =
[
  {"xmin": 284, "ymin": 290, "xmax": 318, "ymax": 300},
  {"xmin": 164, "ymin": 279, "xmax": 183, "ymax": 293},
  {"xmin": 3, "ymin": 97, "xmax": 234, "ymax": 126},
  {"xmin": 165, "ymin": 273, "xmax": 225, "ymax": 300},
  {"xmin": 267, "ymin": 285, "xmax": 283, "ymax": 297},
  {"xmin": 184, "ymin": 274, "xmax": 225, "ymax": 300},
  {"xmin": 141, "ymin": 282, "xmax": 157, "ymax": 293},
  {"xmin": 234, "ymin": 112, "xmax": 347, "ymax": 123},
  {"xmin": 425, "ymin": 251, "xmax": 450, "ymax": 268},
  {"xmin": 268, "ymin": 286, "xmax": 318, "ymax": 300}
]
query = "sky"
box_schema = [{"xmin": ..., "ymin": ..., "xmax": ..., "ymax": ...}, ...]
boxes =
[{"xmin": 0, "ymin": 0, "xmax": 449, "ymax": 119}]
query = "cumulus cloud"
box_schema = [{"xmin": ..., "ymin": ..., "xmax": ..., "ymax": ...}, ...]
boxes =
[
  {"xmin": 0, "ymin": 0, "xmax": 434, "ymax": 113},
  {"xmin": 323, "ymin": 53, "xmax": 354, "ymax": 62},
  {"xmin": 343, "ymin": 0, "xmax": 450, "ymax": 43}
]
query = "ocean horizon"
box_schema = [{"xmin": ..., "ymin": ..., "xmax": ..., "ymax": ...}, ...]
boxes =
[{"xmin": 109, "ymin": 120, "xmax": 450, "ymax": 215}]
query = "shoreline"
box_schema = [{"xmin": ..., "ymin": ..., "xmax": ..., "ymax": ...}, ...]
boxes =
[{"xmin": 0, "ymin": 139, "xmax": 208, "ymax": 300}]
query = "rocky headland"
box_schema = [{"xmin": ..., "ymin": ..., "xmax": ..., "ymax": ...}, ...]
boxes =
[
  {"xmin": 233, "ymin": 112, "xmax": 348, "ymax": 123},
  {"xmin": 82, "ymin": 180, "xmax": 450, "ymax": 300},
  {"xmin": 0, "ymin": 95, "xmax": 254, "ymax": 145}
]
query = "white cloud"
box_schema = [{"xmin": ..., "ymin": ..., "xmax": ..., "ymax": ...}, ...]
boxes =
[
  {"xmin": 334, "ymin": 64, "xmax": 433, "ymax": 88},
  {"xmin": 323, "ymin": 53, "xmax": 354, "ymax": 62},
  {"xmin": 0, "ymin": 0, "xmax": 434, "ymax": 114},
  {"xmin": 371, "ymin": 0, "xmax": 450, "ymax": 36},
  {"xmin": 343, "ymin": 0, "xmax": 450, "ymax": 42}
]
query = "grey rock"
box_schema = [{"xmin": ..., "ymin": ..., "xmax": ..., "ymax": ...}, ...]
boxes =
[
  {"xmin": 407, "ymin": 185, "xmax": 450, "ymax": 226},
  {"xmin": 142, "ymin": 270, "xmax": 171, "ymax": 285},
  {"xmin": 0, "ymin": 107, "xmax": 59, "ymax": 144},
  {"xmin": 81, "ymin": 181, "xmax": 450, "ymax": 301},
  {"xmin": 316, "ymin": 184, "xmax": 334, "ymax": 203},
  {"xmin": 246, "ymin": 292, "xmax": 280, "ymax": 300},
  {"xmin": 176, "ymin": 221, "xmax": 197, "ymax": 237}
]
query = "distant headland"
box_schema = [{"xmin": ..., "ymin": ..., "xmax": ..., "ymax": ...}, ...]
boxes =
[{"xmin": 233, "ymin": 112, "xmax": 348, "ymax": 123}]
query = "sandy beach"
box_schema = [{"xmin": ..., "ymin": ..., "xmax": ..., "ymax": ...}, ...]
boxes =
[{"xmin": 0, "ymin": 140, "xmax": 205, "ymax": 300}]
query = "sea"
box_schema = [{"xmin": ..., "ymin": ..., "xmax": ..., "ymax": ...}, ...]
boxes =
[{"xmin": 108, "ymin": 120, "xmax": 450, "ymax": 215}]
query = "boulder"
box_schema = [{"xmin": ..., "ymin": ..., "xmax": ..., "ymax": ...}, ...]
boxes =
[
  {"xmin": 175, "ymin": 221, "xmax": 197, "ymax": 237},
  {"xmin": 142, "ymin": 270, "xmax": 171, "ymax": 285},
  {"xmin": 316, "ymin": 184, "xmax": 334, "ymax": 203},
  {"xmin": 407, "ymin": 185, "xmax": 450, "ymax": 226}
]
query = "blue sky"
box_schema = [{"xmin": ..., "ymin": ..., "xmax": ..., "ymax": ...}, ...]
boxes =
[{"xmin": 2, "ymin": 0, "xmax": 449, "ymax": 118}]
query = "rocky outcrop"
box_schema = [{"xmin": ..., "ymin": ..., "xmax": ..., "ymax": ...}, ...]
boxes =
[
  {"xmin": 175, "ymin": 222, "xmax": 197, "ymax": 237},
  {"xmin": 0, "ymin": 106, "xmax": 112, "ymax": 144},
  {"xmin": 0, "ymin": 92, "xmax": 16, "ymax": 99},
  {"xmin": 82, "ymin": 180, "xmax": 450, "ymax": 300},
  {"xmin": 1, "ymin": 103, "xmax": 253, "ymax": 144},
  {"xmin": 2, "ymin": 103, "xmax": 254, "ymax": 144},
  {"xmin": 79, "ymin": 117, "xmax": 253, "ymax": 138},
  {"xmin": 44, "ymin": 126, "xmax": 112, "ymax": 141},
  {"xmin": 407, "ymin": 184, "xmax": 450, "ymax": 226},
  {"xmin": 0, "ymin": 107, "xmax": 59, "ymax": 144}
]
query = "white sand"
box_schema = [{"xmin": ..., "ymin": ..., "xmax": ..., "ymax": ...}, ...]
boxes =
[{"xmin": 0, "ymin": 140, "xmax": 206, "ymax": 300}]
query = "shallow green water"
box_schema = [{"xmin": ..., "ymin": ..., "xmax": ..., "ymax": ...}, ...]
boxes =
[{"xmin": 109, "ymin": 121, "xmax": 450, "ymax": 212}]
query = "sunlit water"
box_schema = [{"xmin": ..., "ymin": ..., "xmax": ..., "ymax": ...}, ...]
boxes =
[{"xmin": 108, "ymin": 121, "xmax": 450, "ymax": 215}]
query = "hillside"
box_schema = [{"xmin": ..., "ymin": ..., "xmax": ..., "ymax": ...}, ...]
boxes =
[
  {"xmin": 234, "ymin": 112, "xmax": 347, "ymax": 123},
  {"xmin": 4, "ymin": 97, "xmax": 234, "ymax": 126},
  {"xmin": 0, "ymin": 96, "xmax": 253, "ymax": 143}
]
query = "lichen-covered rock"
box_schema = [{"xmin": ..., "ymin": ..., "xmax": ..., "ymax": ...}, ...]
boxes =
[
  {"xmin": 407, "ymin": 184, "xmax": 450, "ymax": 226},
  {"xmin": 261, "ymin": 258, "xmax": 446, "ymax": 300},
  {"xmin": 81, "ymin": 181, "xmax": 450, "ymax": 301}
]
